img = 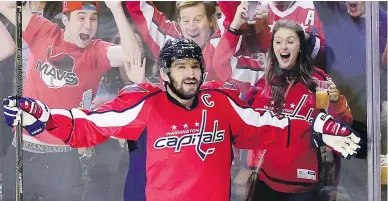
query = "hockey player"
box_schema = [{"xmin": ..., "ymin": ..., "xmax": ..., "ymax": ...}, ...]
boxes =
[{"xmin": 3, "ymin": 38, "xmax": 360, "ymax": 201}]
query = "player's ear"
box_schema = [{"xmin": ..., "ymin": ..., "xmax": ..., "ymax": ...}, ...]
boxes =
[{"xmin": 160, "ymin": 68, "xmax": 170, "ymax": 83}]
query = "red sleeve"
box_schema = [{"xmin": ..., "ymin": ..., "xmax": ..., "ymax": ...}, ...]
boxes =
[
  {"xmin": 205, "ymin": 81, "xmax": 312, "ymax": 150},
  {"xmin": 126, "ymin": 1, "xmax": 182, "ymax": 58},
  {"xmin": 217, "ymin": 1, "xmax": 240, "ymax": 28},
  {"xmin": 46, "ymin": 84, "xmax": 161, "ymax": 148},
  {"xmin": 92, "ymin": 40, "xmax": 115, "ymax": 72},
  {"xmin": 212, "ymin": 29, "xmax": 242, "ymax": 82},
  {"xmin": 23, "ymin": 14, "xmax": 61, "ymax": 48}
]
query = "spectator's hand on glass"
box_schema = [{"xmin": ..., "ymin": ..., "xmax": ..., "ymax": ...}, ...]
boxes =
[
  {"xmin": 105, "ymin": 1, "xmax": 122, "ymax": 10},
  {"xmin": 328, "ymin": 84, "xmax": 339, "ymax": 103},
  {"xmin": 230, "ymin": 1, "xmax": 249, "ymax": 30},
  {"xmin": 125, "ymin": 52, "xmax": 146, "ymax": 84}
]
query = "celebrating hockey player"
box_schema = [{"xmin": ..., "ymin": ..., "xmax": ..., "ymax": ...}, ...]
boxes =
[{"xmin": 3, "ymin": 38, "xmax": 360, "ymax": 201}]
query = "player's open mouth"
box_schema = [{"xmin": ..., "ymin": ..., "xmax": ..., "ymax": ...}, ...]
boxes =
[{"xmin": 79, "ymin": 33, "xmax": 91, "ymax": 41}]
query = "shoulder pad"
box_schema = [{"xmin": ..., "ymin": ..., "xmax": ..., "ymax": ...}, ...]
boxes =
[
  {"xmin": 201, "ymin": 81, "xmax": 239, "ymax": 90},
  {"xmin": 200, "ymin": 81, "xmax": 241, "ymax": 98},
  {"xmin": 94, "ymin": 83, "xmax": 162, "ymax": 113},
  {"xmin": 117, "ymin": 83, "xmax": 162, "ymax": 101},
  {"xmin": 119, "ymin": 83, "xmax": 161, "ymax": 94}
]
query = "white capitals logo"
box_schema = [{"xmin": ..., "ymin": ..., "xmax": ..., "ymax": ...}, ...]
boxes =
[{"xmin": 153, "ymin": 110, "xmax": 225, "ymax": 161}]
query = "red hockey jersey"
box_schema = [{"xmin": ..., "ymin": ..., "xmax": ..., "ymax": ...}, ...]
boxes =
[
  {"xmin": 45, "ymin": 81, "xmax": 314, "ymax": 201},
  {"xmin": 245, "ymin": 68, "xmax": 352, "ymax": 193},
  {"xmin": 214, "ymin": 1, "xmax": 325, "ymax": 95}
]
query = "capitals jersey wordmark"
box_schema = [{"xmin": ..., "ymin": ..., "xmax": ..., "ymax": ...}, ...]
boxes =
[{"xmin": 153, "ymin": 110, "xmax": 225, "ymax": 161}]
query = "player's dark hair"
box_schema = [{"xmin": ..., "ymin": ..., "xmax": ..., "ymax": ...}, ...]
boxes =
[
  {"xmin": 264, "ymin": 19, "xmax": 313, "ymax": 113},
  {"xmin": 158, "ymin": 38, "xmax": 205, "ymax": 73}
]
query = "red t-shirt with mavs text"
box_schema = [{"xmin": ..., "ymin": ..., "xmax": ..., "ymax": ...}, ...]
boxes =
[{"xmin": 19, "ymin": 14, "xmax": 113, "ymax": 149}]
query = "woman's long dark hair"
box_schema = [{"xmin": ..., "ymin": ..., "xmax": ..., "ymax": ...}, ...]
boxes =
[{"xmin": 264, "ymin": 19, "xmax": 314, "ymax": 113}]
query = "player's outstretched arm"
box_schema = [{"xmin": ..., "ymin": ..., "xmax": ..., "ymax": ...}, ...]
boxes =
[
  {"xmin": 220, "ymin": 83, "xmax": 361, "ymax": 159},
  {"xmin": 3, "ymin": 84, "xmax": 159, "ymax": 148}
]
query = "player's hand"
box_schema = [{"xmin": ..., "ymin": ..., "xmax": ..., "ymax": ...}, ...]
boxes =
[
  {"xmin": 328, "ymin": 84, "xmax": 339, "ymax": 102},
  {"xmin": 311, "ymin": 113, "xmax": 361, "ymax": 159},
  {"xmin": 3, "ymin": 96, "xmax": 51, "ymax": 136},
  {"xmin": 125, "ymin": 52, "xmax": 146, "ymax": 84},
  {"xmin": 230, "ymin": 1, "xmax": 249, "ymax": 30},
  {"xmin": 105, "ymin": 1, "xmax": 122, "ymax": 10}
]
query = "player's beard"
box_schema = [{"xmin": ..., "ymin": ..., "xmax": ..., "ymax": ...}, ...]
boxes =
[{"xmin": 168, "ymin": 75, "xmax": 201, "ymax": 100}]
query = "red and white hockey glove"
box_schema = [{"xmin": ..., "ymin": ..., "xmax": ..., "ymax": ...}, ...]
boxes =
[
  {"xmin": 3, "ymin": 96, "xmax": 51, "ymax": 136},
  {"xmin": 311, "ymin": 112, "xmax": 361, "ymax": 159}
]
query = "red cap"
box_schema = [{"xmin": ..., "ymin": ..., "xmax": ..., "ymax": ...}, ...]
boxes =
[{"xmin": 62, "ymin": 1, "xmax": 99, "ymax": 13}]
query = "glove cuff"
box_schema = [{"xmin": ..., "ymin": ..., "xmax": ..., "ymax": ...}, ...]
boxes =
[
  {"xmin": 35, "ymin": 100, "xmax": 50, "ymax": 122},
  {"xmin": 312, "ymin": 112, "xmax": 333, "ymax": 134},
  {"xmin": 312, "ymin": 112, "xmax": 353, "ymax": 137},
  {"xmin": 311, "ymin": 131, "xmax": 324, "ymax": 148}
]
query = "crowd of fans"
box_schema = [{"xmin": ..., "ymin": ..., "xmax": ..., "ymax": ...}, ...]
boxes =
[{"xmin": 0, "ymin": 1, "xmax": 386, "ymax": 201}]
